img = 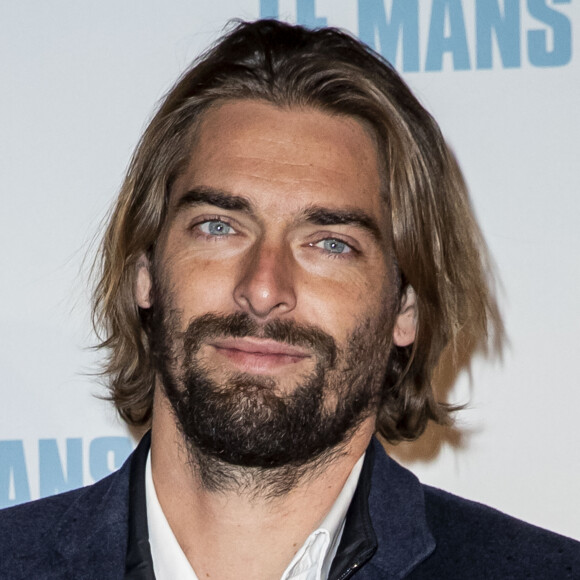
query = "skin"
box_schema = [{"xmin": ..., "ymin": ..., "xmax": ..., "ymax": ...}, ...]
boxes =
[{"xmin": 135, "ymin": 100, "xmax": 416, "ymax": 580}]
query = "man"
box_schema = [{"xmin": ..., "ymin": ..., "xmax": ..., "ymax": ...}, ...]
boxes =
[{"xmin": 0, "ymin": 19, "xmax": 578, "ymax": 580}]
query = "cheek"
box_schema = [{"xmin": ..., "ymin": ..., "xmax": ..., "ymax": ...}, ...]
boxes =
[
  {"xmin": 298, "ymin": 271, "xmax": 391, "ymax": 341},
  {"xmin": 162, "ymin": 253, "xmax": 239, "ymax": 320}
]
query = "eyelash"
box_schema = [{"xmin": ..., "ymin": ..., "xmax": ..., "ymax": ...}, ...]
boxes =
[
  {"xmin": 189, "ymin": 217, "xmax": 237, "ymax": 239},
  {"xmin": 309, "ymin": 237, "xmax": 359, "ymax": 259}
]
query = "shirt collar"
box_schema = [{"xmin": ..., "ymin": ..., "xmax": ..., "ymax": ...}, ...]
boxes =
[
  {"xmin": 280, "ymin": 452, "xmax": 364, "ymax": 580},
  {"xmin": 145, "ymin": 451, "xmax": 198, "ymax": 580},
  {"xmin": 145, "ymin": 447, "xmax": 365, "ymax": 580}
]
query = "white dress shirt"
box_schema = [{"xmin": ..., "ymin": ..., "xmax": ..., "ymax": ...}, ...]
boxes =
[{"xmin": 146, "ymin": 451, "xmax": 365, "ymax": 580}]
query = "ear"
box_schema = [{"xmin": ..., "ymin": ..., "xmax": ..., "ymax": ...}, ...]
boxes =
[
  {"xmin": 392, "ymin": 285, "xmax": 417, "ymax": 347},
  {"xmin": 135, "ymin": 253, "xmax": 153, "ymax": 309}
]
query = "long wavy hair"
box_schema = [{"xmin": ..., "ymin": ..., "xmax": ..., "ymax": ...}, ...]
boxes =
[{"xmin": 92, "ymin": 19, "xmax": 500, "ymax": 441}]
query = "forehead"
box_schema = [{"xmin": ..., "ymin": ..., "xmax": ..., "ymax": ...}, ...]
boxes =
[{"xmin": 172, "ymin": 99, "xmax": 386, "ymax": 222}]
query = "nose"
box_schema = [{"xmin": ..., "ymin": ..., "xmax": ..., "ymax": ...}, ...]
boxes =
[{"xmin": 233, "ymin": 241, "xmax": 297, "ymax": 320}]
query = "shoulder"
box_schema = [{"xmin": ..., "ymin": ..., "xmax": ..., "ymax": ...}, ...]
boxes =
[
  {"xmin": 0, "ymin": 459, "xmax": 131, "ymax": 579},
  {"xmin": 365, "ymin": 441, "xmax": 579, "ymax": 579},
  {"xmin": 0, "ymin": 485, "xmax": 90, "ymax": 543},
  {"xmin": 415, "ymin": 484, "xmax": 580, "ymax": 578}
]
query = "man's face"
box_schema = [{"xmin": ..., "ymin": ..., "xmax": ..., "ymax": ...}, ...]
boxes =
[{"xmin": 137, "ymin": 100, "xmax": 409, "ymax": 468}]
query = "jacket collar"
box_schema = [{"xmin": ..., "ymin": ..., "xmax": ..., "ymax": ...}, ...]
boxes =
[
  {"xmin": 125, "ymin": 431, "xmax": 155, "ymax": 579},
  {"xmin": 366, "ymin": 438, "xmax": 435, "ymax": 578},
  {"xmin": 329, "ymin": 438, "xmax": 435, "ymax": 580}
]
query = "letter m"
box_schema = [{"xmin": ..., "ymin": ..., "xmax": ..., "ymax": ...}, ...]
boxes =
[{"xmin": 358, "ymin": 0, "xmax": 419, "ymax": 71}]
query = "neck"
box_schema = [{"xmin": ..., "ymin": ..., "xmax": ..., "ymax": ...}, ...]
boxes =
[{"xmin": 149, "ymin": 390, "xmax": 374, "ymax": 580}]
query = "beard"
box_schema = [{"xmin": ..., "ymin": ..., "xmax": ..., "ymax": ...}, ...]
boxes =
[{"xmin": 148, "ymin": 286, "xmax": 393, "ymax": 491}]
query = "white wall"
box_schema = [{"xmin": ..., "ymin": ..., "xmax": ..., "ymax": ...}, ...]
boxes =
[{"xmin": 1, "ymin": 0, "xmax": 578, "ymax": 540}]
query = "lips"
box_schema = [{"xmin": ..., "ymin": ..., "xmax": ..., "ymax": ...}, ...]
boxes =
[{"xmin": 209, "ymin": 337, "xmax": 311, "ymax": 374}]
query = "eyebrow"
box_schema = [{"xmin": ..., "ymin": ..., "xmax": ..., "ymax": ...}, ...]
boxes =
[
  {"xmin": 173, "ymin": 187, "xmax": 383, "ymax": 241},
  {"xmin": 300, "ymin": 206, "xmax": 383, "ymax": 242},
  {"xmin": 174, "ymin": 186, "xmax": 253, "ymax": 214}
]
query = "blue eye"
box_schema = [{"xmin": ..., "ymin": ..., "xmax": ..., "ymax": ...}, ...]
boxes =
[
  {"xmin": 320, "ymin": 238, "xmax": 351, "ymax": 254},
  {"xmin": 200, "ymin": 220, "xmax": 234, "ymax": 236}
]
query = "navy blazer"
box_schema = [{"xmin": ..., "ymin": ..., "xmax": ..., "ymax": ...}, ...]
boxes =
[{"xmin": 0, "ymin": 437, "xmax": 578, "ymax": 579}]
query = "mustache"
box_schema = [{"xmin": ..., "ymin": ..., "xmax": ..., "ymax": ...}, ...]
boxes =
[{"xmin": 181, "ymin": 312, "xmax": 337, "ymax": 367}]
